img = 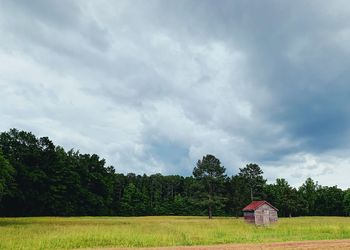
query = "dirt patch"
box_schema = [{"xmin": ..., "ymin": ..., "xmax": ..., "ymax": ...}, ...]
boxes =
[{"xmin": 87, "ymin": 239, "xmax": 350, "ymax": 250}]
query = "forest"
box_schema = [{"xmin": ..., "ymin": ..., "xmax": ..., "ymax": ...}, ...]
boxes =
[{"xmin": 0, "ymin": 128, "xmax": 350, "ymax": 217}]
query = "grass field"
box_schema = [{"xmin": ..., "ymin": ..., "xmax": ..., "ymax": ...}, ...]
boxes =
[{"xmin": 1, "ymin": 216, "xmax": 350, "ymax": 250}]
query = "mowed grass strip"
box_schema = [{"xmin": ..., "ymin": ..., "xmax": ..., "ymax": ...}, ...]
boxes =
[{"xmin": 1, "ymin": 216, "xmax": 350, "ymax": 250}]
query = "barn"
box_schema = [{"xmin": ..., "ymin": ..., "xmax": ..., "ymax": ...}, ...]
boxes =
[{"xmin": 242, "ymin": 200, "xmax": 278, "ymax": 225}]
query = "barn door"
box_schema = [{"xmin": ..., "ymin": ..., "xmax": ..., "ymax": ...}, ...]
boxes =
[{"xmin": 263, "ymin": 210, "xmax": 270, "ymax": 225}]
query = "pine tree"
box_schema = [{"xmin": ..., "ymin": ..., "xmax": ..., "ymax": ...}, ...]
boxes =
[{"xmin": 193, "ymin": 154, "xmax": 227, "ymax": 219}]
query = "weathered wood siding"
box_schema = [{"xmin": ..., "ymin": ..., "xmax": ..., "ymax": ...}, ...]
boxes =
[{"xmin": 254, "ymin": 204, "xmax": 278, "ymax": 225}]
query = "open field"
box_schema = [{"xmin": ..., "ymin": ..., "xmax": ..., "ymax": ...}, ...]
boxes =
[{"xmin": 1, "ymin": 216, "xmax": 350, "ymax": 250}]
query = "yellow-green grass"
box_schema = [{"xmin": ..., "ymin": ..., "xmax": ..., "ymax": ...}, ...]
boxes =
[{"xmin": 1, "ymin": 216, "xmax": 350, "ymax": 250}]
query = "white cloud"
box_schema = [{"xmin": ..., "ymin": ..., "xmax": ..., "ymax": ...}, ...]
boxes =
[{"xmin": 265, "ymin": 151, "xmax": 350, "ymax": 189}]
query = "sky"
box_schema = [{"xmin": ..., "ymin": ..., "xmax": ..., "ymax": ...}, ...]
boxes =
[{"xmin": 1, "ymin": 0, "xmax": 350, "ymax": 188}]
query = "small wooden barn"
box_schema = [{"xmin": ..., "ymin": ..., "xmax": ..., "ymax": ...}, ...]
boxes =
[{"xmin": 242, "ymin": 200, "xmax": 278, "ymax": 225}]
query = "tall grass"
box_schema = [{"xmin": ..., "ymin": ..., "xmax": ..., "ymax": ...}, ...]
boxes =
[{"xmin": 1, "ymin": 216, "xmax": 350, "ymax": 250}]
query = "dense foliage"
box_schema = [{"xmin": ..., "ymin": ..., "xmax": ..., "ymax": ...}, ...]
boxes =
[{"xmin": 0, "ymin": 129, "xmax": 349, "ymax": 217}]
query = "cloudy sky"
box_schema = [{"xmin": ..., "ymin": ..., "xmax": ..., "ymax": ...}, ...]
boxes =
[{"xmin": 1, "ymin": 0, "xmax": 350, "ymax": 188}]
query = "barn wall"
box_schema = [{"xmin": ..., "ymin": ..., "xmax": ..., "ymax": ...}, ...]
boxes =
[
  {"xmin": 254, "ymin": 204, "xmax": 278, "ymax": 225},
  {"xmin": 269, "ymin": 209, "xmax": 278, "ymax": 223}
]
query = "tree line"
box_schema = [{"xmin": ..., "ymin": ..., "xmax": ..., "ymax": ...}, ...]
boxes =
[{"xmin": 1, "ymin": 128, "xmax": 350, "ymax": 218}]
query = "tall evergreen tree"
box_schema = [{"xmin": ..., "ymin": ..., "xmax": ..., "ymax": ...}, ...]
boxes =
[
  {"xmin": 299, "ymin": 178, "xmax": 319, "ymax": 215},
  {"xmin": 193, "ymin": 154, "xmax": 227, "ymax": 219},
  {"xmin": 238, "ymin": 163, "xmax": 266, "ymax": 201}
]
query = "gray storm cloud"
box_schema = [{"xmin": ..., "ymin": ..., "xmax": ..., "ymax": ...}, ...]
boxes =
[{"xmin": 1, "ymin": 0, "xmax": 350, "ymax": 188}]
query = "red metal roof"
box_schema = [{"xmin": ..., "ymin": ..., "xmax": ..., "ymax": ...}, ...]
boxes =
[{"xmin": 242, "ymin": 200, "xmax": 278, "ymax": 211}]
